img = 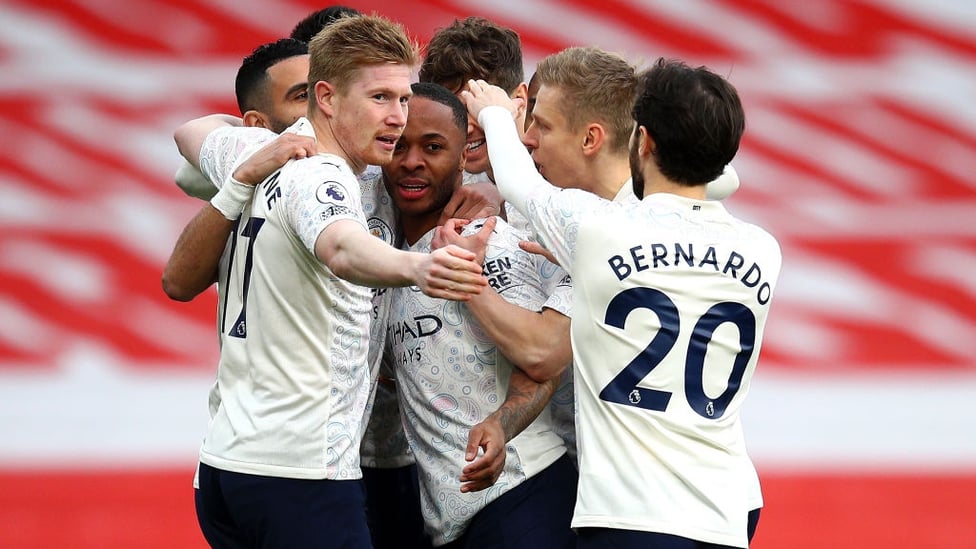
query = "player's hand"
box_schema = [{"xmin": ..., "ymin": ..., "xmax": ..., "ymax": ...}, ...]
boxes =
[
  {"xmin": 231, "ymin": 133, "xmax": 317, "ymax": 186},
  {"xmin": 434, "ymin": 217, "xmax": 496, "ymax": 266},
  {"xmin": 437, "ymin": 181, "xmax": 503, "ymax": 225},
  {"xmin": 461, "ymin": 79, "xmax": 523, "ymax": 123},
  {"xmin": 416, "ymin": 244, "xmax": 488, "ymax": 301},
  {"xmin": 519, "ymin": 239, "xmax": 560, "ymax": 266},
  {"xmin": 460, "ymin": 417, "xmax": 506, "ymax": 493}
]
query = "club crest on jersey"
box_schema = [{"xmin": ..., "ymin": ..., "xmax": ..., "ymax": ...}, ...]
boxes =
[
  {"xmin": 315, "ymin": 181, "xmax": 345, "ymax": 203},
  {"xmin": 368, "ymin": 217, "xmax": 394, "ymax": 245}
]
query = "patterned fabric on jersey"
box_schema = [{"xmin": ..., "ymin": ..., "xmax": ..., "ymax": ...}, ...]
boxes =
[
  {"xmin": 196, "ymin": 120, "xmax": 373, "ymax": 480},
  {"xmin": 505, "ymin": 200, "xmax": 578, "ymax": 463},
  {"xmin": 357, "ymin": 166, "xmax": 414, "ymax": 469},
  {"xmin": 387, "ymin": 218, "xmax": 567, "ymax": 545}
]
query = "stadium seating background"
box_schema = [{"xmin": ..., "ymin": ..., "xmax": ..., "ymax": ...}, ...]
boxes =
[{"xmin": 1, "ymin": 0, "xmax": 974, "ymax": 546}]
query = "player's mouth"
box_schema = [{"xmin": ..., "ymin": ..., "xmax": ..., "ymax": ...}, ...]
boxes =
[
  {"xmin": 377, "ymin": 134, "xmax": 400, "ymax": 151},
  {"xmin": 465, "ymin": 139, "xmax": 487, "ymax": 167},
  {"xmin": 394, "ymin": 177, "xmax": 429, "ymax": 199}
]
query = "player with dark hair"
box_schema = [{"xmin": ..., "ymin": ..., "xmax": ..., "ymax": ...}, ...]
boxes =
[
  {"xmin": 419, "ymin": 18, "xmax": 580, "ymax": 468},
  {"xmin": 289, "ymin": 5, "xmax": 361, "ymax": 43},
  {"xmin": 175, "ymin": 38, "xmax": 310, "ymax": 200},
  {"xmin": 234, "ymin": 38, "xmax": 309, "ymax": 133},
  {"xmin": 383, "ymin": 81, "xmax": 575, "ymax": 549},
  {"xmin": 464, "ymin": 56, "xmax": 780, "ymax": 548}
]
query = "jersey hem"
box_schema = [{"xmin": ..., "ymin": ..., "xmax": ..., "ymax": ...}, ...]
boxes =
[
  {"xmin": 199, "ymin": 452, "xmax": 362, "ymax": 481},
  {"xmin": 571, "ymin": 516, "xmax": 748, "ymax": 548}
]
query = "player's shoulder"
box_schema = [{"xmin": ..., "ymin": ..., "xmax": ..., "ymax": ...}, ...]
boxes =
[
  {"xmin": 282, "ymin": 153, "xmax": 356, "ymax": 184},
  {"xmin": 555, "ymin": 186, "xmax": 617, "ymax": 213},
  {"xmin": 358, "ymin": 164, "xmax": 384, "ymax": 185},
  {"xmin": 467, "ymin": 217, "xmax": 542, "ymax": 271},
  {"xmin": 728, "ymin": 216, "xmax": 783, "ymax": 269},
  {"xmin": 208, "ymin": 125, "xmax": 276, "ymax": 155},
  {"xmin": 461, "ymin": 215, "xmax": 517, "ymax": 239},
  {"xmin": 729, "ymin": 215, "xmax": 780, "ymax": 248}
]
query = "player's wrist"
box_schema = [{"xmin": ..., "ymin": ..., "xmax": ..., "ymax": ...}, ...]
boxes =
[{"xmin": 210, "ymin": 174, "xmax": 255, "ymax": 220}]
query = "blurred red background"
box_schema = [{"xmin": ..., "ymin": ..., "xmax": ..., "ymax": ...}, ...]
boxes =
[{"xmin": 1, "ymin": 0, "xmax": 973, "ymax": 547}]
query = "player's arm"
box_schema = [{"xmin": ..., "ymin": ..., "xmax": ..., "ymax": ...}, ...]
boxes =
[
  {"xmin": 162, "ymin": 133, "xmax": 316, "ymax": 301},
  {"xmin": 460, "ymin": 368, "xmax": 559, "ymax": 493},
  {"xmin": 434, "ymin": 219, "xmax": 571, "ymax": 382},
  {"xmin": 161, "ymin": 201, "xmax": 237, "ymax": 302},
  {"xmin": 173, "ymin": 114, "xmax": 243, "ymax": 169},
  {"xmin": 172, "ymin": 115, "xmax": 241, "ymax": 202},
  {"xmin": 315, "ymin": 218, "xmax": 495, "ymax": 301},
  {"xmin": 467, "ymin": 290, "xmax": 571, "ymax": 382},
  {"xmin": 461, "ymin": 81, "xmax": 545, "ymax": 216},
  {"xmin": 175, "ymin": 160, "xmax": 218, "ymax": 200},
  {"xmin": 437, "ymin": 181, "xmax": 503, "ymax": 224}
]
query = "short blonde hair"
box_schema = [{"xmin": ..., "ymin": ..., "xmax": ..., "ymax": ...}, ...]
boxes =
[
  {"xmin": 307, "ymin": 14, "xmax": 418, "ymax": 94},
  {"xmin": 536, "ymin": 47, "xmax": 636, "ymax": 153}
]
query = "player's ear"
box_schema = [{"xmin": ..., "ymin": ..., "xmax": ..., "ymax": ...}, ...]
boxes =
[
  {"xmin": 242, "ymin": 110, "xmax": 267, "ymax": 129},
  {"xmin": 637, "ymin": 126, "xmax": 655, "ymax": 159},
  {"xmin": 315, "ymin": 80, "xmax": 337, "ymax": 116},
  {"xmin": 459, "ymin": 142, "xmax": 468, "ymax": 173},
  {"xmin": 510, "ymin": 82, "xmax": 529, "ymax": 126},
  {"xmin": 582, "ymin": 123, "xmax": 605, "ymax": 157}
]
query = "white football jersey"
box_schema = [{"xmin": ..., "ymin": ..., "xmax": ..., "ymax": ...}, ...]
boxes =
[
  {"xmin": 509, "ymin": 180, "xmax": 638, "ymax": 467},
  {"xmin": 197, "ymin": 123, "xmax": 374, "ymax": 480},
  {"xmin": 479, "ymin": 107, "xmax": 781, "ymax": 548},
  {"xmin": 506, "ymin": 199, "xmax": 579, "ymax": 463},
  {"xmin": 387, "ymin": 218, "xmax": 566, "ymax": 545},
  {"xmin": 356, "ymin": 167, "xmax": 414, "ymax": 469}
]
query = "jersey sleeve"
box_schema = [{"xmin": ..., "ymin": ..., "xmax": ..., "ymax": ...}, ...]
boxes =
[
  {"xmin": 175, "ymin": 160, "xmax": 217, "ymax": 200},
  {"xmin": 282, "ymin": 158, "xmax": 367, "ymax": 255},
  {"xmin": 198, "ymin": 126, "xmax": 276, "ymax": 190},
  {"xmin": 479, "ymin": 106, "xmax": 546, "ymax": 215}
]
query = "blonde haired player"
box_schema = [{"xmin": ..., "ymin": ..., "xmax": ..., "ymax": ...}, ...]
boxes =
[{"xmin": 164, "ymin": 15, "xmax": 488, "ymax": 547}]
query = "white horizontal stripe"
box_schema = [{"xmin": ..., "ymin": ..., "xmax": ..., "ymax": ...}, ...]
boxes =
[
  {"xmin": 746, "ymin": 370, "xmax": 976, "ymax": 473},
  {"xmin": 1, "ymin": 346, "xmax": 973, "ymax": 471}
]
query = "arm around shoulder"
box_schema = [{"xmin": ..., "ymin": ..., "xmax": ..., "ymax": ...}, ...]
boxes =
[{"xmin": 173, "ymin": 114, "xmax": 243, "ymax": 168}]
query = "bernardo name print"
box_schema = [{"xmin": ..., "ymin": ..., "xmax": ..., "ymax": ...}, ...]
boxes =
[{"xmin": 607, "ymin": 242, "xmax": 773, "ymax": 305}]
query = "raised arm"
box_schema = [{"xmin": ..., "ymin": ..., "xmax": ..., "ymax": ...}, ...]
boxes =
[
  {"xmin": 175, "ymin": 160, "xmax": 218, "ymax": 200},
  {"xmin": 461, "ymin": 80, "xmax": 547, "ymax": 217}
]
